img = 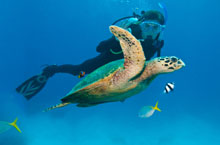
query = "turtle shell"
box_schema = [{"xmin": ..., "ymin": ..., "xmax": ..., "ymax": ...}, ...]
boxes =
[{"xmin": 65, "ymin": 59, "xmax": 124, "ymax": 96}]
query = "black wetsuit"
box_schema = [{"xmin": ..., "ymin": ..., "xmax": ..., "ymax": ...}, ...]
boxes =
[{"xmin": 42, "ymin": 24, "xmax": 164, "ymax": 78}]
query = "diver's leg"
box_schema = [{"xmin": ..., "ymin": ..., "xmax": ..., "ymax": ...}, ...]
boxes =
[
  {"xmin": 16, "ymin": 65, "xmax": 67, "ymax": 100},
  {"xmin": 16, "ymin": 51, "xmax": 123, "ymax": 100},
  {"xmin": 77, "ymin": 51, "xmax": 123, "ymax": 74},
  {"xmin": 16, "ymin": 74, "xmax": 49, "ymax": 100},
  {"xmin": 54, "ymin": 51, "xmax": 123, "ymax": 75}
]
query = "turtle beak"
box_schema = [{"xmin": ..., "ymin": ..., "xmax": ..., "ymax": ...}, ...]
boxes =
[{"xmin": 177, "ymin": 59, "xmax": 185, "ymax": 67}]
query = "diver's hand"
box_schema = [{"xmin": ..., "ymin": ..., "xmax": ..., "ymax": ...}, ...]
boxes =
[{"xmin": 152, "ymin": 40, "xmax": 164, "ymax": 48}]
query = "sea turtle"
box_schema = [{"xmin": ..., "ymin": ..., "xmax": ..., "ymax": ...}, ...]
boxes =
[{"xmin": 44, "ymin": 25, "xmax": 185, "ymax": 111}]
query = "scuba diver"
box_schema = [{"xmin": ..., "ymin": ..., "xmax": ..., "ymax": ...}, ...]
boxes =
[{"xmin": 16, "ymin": 5, "xmax": 168, "ymax": 100}]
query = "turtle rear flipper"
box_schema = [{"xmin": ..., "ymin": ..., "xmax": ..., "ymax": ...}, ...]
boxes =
[
  {"xmin": 43, "ymin": 102, "xmax": 70, "ymax": 112},
  {"xmin": 110, "ymin": 26, "xmax": 146, "ymax": 80}
]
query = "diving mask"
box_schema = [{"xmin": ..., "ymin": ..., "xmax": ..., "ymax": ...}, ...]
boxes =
[{"xmin": 140, "ymin": 21, "xmax": 166, "ymax": 39}]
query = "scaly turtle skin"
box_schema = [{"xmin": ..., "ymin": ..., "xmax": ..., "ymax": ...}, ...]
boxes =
[{"xmin": 44, "ymin": 26, "xmax": 185, "ymax": 111}]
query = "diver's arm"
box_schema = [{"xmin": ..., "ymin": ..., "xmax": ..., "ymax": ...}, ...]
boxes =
[
  {"xmin": 42, "ymin": 51, "xmax": 119, "ymax": 77},
  {"xmin": 156, "ymin": 40, "xmax": 164, "ymax": 57},
  {"xmin": 157, "ymin": 49, "xmax": 161, "ymax": 57}
]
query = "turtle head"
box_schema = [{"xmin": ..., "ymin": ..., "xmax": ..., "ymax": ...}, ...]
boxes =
[{"xmin": 151, "ymin": 56, "xmax": 185, "ymax": 74}]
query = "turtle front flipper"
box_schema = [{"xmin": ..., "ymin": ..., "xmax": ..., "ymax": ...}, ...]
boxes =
[{"xmin": 109, "ymin": 26, "xmax": 146, "ymax": 81}]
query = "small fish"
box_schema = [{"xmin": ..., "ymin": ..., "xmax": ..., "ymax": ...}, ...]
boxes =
[
  {"xmin": 78, "ymin": 71, "xmax": 85, "ymax": 78},
  {"xmin": 0, "ymin": 118, "xmax": 21, "ymax": 134},
  {"xmin": 164, "ymin": 82, "xmax": 174, "ymax": 94},
  {"xmin": 138, "ymin": 101, "xmax": 161, "ymax": 118}
]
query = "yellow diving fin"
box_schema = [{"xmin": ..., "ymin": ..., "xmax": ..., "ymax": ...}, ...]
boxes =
[
  {"xmin": 150, "ymin": 101, "xmax": 161, "ymax": 112},
  {"xmin": 9, "ymin": 118, "xmax": 21, "ymax": 133}
]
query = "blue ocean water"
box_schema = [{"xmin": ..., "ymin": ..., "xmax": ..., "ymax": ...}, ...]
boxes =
[{"xmin": 0, "ymin": 0, "xmax": 219, "ymax": 144}]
